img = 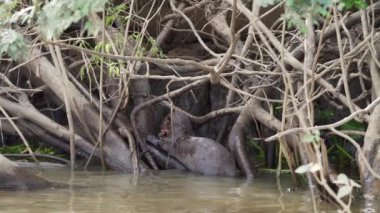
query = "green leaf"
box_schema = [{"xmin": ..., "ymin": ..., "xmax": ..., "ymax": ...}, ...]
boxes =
[
  {"xmin": 0, "ymin": 29, "xmax": 28, "ymax": 60},
  {"xmin": 340, "ymin": 120, "xmax": 366, "ymax": 131},
  {"xmin": 349, "ymin": 180, "xmax": 361, "ymax": 188},
  {"xmin": 333, "ymin": 173, "xmax": 349, "ymax": 185},
  {"xmin": 336, "ymin": 144, "xmax": 354, "ymax": 161},
  {"xmin": 37, "ymin": 0, "xmax": 107, "ymax": 40},
  {"xmin": 257, "ymin": 0, "xmax": 279, "ymax": 7},
  {"xmin": 342, "ymin": 0, "xmax": 367, "ymax": 9},
  {"xmin": 303, "ymin": 134, "xmax": 315, "ymax": 143},
  {"xmin": 295, "ymin": 163, "xmax": 312, "ymax": 174},
  {"xmin": 83, "ymin": 20, "xmax": 100, "ymax": 37},
  {"xmin": 337, "ymin": 185, "xmax": 352, "ymax": 198},
  {"xmin": 309, "ymin": 163, "xmax": 322, "ymax": 173}
]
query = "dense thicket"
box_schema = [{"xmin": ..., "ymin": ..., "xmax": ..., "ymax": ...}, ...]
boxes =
[{"xmin": 1, "ymin": 0, "xmax": 380, "ymax": 211}]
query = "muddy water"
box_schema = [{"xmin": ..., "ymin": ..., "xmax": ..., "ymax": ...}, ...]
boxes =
[{"xmin": 0, "ymin": 169, "xmax": 362, "ymax": 212}]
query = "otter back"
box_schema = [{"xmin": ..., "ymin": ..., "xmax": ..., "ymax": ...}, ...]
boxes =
[{"xmin": 160, "ymin": 136, "xmax": 236, "ymax": 176}]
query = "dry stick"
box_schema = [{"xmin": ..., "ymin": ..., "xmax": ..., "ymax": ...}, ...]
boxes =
[
  {"xmin": 160, "ymin": 101, "xmax": 244, "ymax": 124},
  {"xmin": 160, "ymin": 0, "xmax": 208, "ymax": 23},
  {"xmin": 8, "ymin": 52, "xmax": 51, "ymax": 73},
  {"xmin": 278, "ymin": 15, "xmax": 300, "ymax": 186},
  {"xmin": 303, "ymin": 12, "xmax": 319, "ymax": 213},
  {"xmin": 121, "ymin": 0, "xmax": 135, "ymax": 56},
  {"xmin": 83, "ymin": 98, "xmax": 123, "ymax": 169},
  {"xmin": 102, "ymin": 28, "xmax": 151, "ymax": 174},
  {"xmin": 131, "ymin": 79, "xmax": 208, "ymax": 142},
  {"xmin": 16, "ymin": 120, "xmax": 75, "ymax": 155},
  {"xmin": 4, "ymin": 153, "xmax": 70, "ymax": 165},
  {"xmin": 309, "ymin": 141, "xmax": 347, "ymax": 210},
  {"xmin": 85, "ymin": 17, "xmax": 134, "ymax": 131},
  {"xmin": 331, "ymin": 128, "xmax": 380, "ymax": 183},
  {"xmin": 219, "ymin": 78, "xmax": 283, "ymax": 103},
  {"xmin": 304, "ymin": 13, "xmax": 316, "ymax": 126},
  {"xmin": 53, "ymin": 42, "xmax": 216, "ymax": 74},
  {"xmin": 48, "ymin": 44, "xmax": 76, "ymax": 170},
  {"xmin": 128, "ymin": 2, "xmax": 184, "ymax": 171},
  {"xmin": 0, "ymin": 97, "xmax": 104, "ymax": 165},
  {"xmin": 130, "ymin": 2, "xmax": 187, "ymax": 171},
  {"xmin": 358, "ymin": 3, "xmax": 380, "ymax": 198},
  {"xmin": 169, "ymin": 0, "xmax": 220, "ymax": 59},
  {"xmin": 299, "ymin": 34, "xmax": 378, "ymax": 104},
  {"xmin": 233, "ymin": 1, "xmax": 322, "ymax": 209},
  {"xmin": 311, "ymin": 167, "xmax": 351, "ymax": 212},
  {"xmin": 97, "ymin": 9, "xmax": 106, "ymax": 170},
  {"xmin": 333, "ymin": 7, "xmax": 355, "ymax": 115},
  {"xmin": 217, "ymin": 0, "xmax": 258, "ymax": 143},
  {"xmin": 0, "ymin": 104, "xmax": 39, "ymax": 167},
  {"xmin": 214, "ymin": 0, "xmax": 238, "ymax": 81},
  {"xmin": 297, "ymin": 1, "xmax": 380, "ymax": 60},
  {"xmin": 234, "ymin": 0, "xmax": 371, "ymax": 123},
  {"xmin": 82, "ymin": 17, "xmax": 146, "ymax": 174},
  {"xmin": 266, "ymin": 96, "xmax": 380, "ymax": 141},
  {"xmin": 131, "ymin": 74, "xmax": 210, "ymax": 81}
]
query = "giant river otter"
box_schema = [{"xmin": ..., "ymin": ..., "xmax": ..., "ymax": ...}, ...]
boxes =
[{"xmin": 154, "ymin": 111, "xmax": 236, "ymax": 176}]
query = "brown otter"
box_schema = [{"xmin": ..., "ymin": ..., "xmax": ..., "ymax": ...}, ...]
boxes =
[{"xmin": 156, "ymin": 111, "xmax": 236, "ymax": 176}]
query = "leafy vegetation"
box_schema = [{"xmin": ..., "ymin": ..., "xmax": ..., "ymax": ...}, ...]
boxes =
[
  {"xmin": 0, "ymin": 0, "xmax": 379, "ymax": 211},
  {"xmin": 259, "ymin": 0, "xmax": 367, "ymax": 32},
  {"xmin": 0, "ymin": 143, "xmax": 59, "ymax": 155},
  {"xmin": 37, "ymin": 0, "xmax": 107, "ymax": 39}
]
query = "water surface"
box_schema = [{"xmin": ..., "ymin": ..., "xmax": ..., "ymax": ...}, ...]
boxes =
[{"xmin": 0, "ymin": 169, "xmax": 357, "ymax": 212}]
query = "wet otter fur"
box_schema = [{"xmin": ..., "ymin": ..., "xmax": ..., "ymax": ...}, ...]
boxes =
[{"xmin": 158, "ymin": 111, "xmax": 236, "ymax": 176}]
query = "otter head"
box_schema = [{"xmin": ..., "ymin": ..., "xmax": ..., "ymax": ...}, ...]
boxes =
[
  {"xmin": 159, "ymin": 115, "xmax": 171, "ymax": 138},
  {"xmin": 159, "ymin": 111, "xmax": 194, "ymax": 141}
]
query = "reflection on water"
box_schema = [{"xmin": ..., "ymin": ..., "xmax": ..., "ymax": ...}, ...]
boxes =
[{"xmin": 0, "ymin": 169, "xmax": 360, "ymax": 212}]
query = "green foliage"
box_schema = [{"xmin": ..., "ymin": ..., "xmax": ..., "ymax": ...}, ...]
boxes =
[
  {"xmin": 302, "ymin": 130, "xmax": 320, "ymax": 143},
  {"xmin": 257, "ymin": 0, "xmax": 281, "ymax": 7},
  {"xmin": 37, "ymin": 0, "xmax": 107, "ymax": 39},
  {"xmin": 247, "ymin": 139, "xmax": 265, "ymax": 156},
  {"xmin": 0, "ymin": 144, "xmax": 26, "ymax": 154},
  {"xmin": 92, "ymin": 41, "xmax": 123, "ymax": 77},
  {"xmin": 108, "ymin": 62, "xmax": 121, "ymax": 77},
  {"xmin": 0, "ymin": 0, "xmax": 108, "ymax": 59},
  {"xmin": 326, "ymin": 120, "xmax": 365, "ymax": 165},
  {"xmin": 0, "ymin": 0, "xmax": 19, "ymax": 25},
  {"xmin": 105, "ymin": 2, "xmax": 129, "ymax": 27},
  {"xmin": 341, "ymin": 120, "xmax": 365, "ymax": 142},
  {"xmin": 0, "ymin": 28, "xmax": 27, "ymax": 60},
  {"xmin": 79, "ymin": 63, "xmax": 92, "ymax": 82},
  {"xmin": 128, "ymin": 32, "xmax": 165, "ymax": 58},
  {"xmin": 315, "ymin": 110, "xmax": 334, "ymax": 124},
  {"xmin": 0, "ymin": 1, "xmax": 29, "ymax": 60},
  {"xmin": 0, "ymin": 143, "xmax": 60, "ymax": 155},
  {"xmin": 295, "ymin": 162, "xmax": 322, "ymax": 174},
  {"xmin": 35, "ymin": 146, "xmax": 57, "ymax": 155},
  {"xmin": 335, "ymin": 143, "xmax": 354, "ymax": 161},
  {"xmin": 257, "ymin": 0, "xmax": 367, "ymax": 33},
  {"xmin": 341, "ymin": 0, "xmax": 367, "ymax": 9},
  {"xmin": 8, "ymin": 6, "xmax": 35, "ymax": 25},
  {"xmin": 332, "ymin": 173, "xmax": 361, "ymax": 198},
  {"xmin": 340, "ymin": 120, "xmax": 365, "ymax": 132}
]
